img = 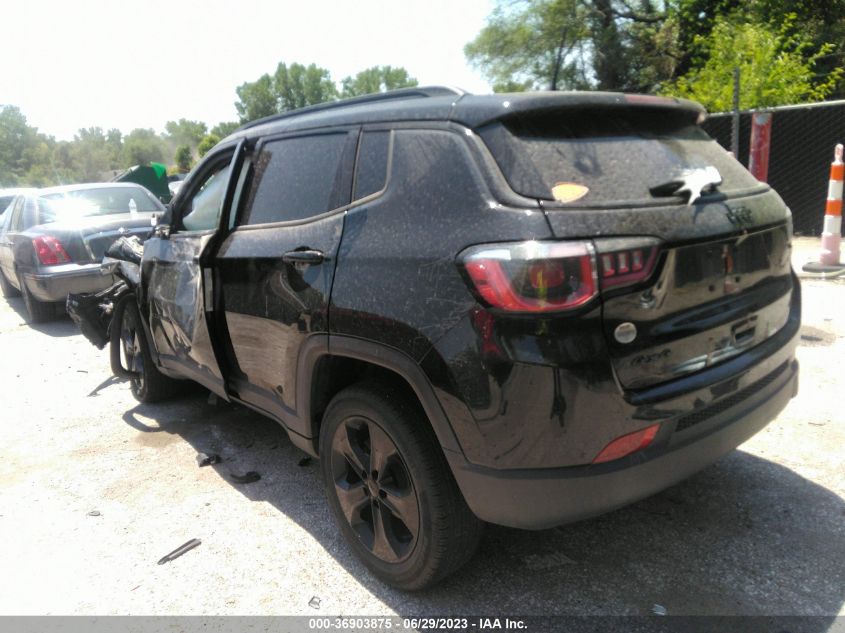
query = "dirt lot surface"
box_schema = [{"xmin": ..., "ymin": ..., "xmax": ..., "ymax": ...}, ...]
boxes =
[{"xmin": 0, "ymin": 237, "xmax": 843, "ymax": 618}]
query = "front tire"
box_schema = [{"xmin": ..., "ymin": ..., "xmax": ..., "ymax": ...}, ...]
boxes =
[
  {"xmin": 320, "ymin": 382, "xmax": 482, "ymax": 590},
  {"xmin": 117, "ymin": 299, "xmax": 179, "ymax": 403}
]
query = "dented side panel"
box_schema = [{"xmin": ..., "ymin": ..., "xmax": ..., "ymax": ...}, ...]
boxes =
[
  {"xmin": 216, "ymin": 212, "xmax": 345, "ymax": 433},
  {"xmin": 141, "ymin": 233, "xmax": 225, "ymax": 395}
]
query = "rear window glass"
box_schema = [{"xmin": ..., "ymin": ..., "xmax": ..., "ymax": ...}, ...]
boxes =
[
  {"xmin": 354, "ymin": 131, "xmax": 390, "ymax": 200},
  {"xmin": 39, "ymin": 186, "xmax": 161, "ymax": 222},
  {"xmin": 479, "ymin": 110, "xmax": 760, "ymax": 205}
]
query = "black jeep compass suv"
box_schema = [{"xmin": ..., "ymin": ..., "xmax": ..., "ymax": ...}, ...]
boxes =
[{"xmin": 106, "ymin": 87, "xmax": 800, "ymax": 589}]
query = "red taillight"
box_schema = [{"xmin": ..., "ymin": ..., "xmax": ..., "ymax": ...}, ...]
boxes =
[
  {"xmin": 32, "ymin": 236, "xmax": 71, "ymax": 265},
  {"xmin": 462, "ymin": 241, "xmax": 597, "ymax": 313},
  {"xmin": 592, "ymin": 423, "xmax": 660, "ymax": 464},
  {"xmin": 596, "ymin": 241, "xmax": 659, "ymax": 289}
]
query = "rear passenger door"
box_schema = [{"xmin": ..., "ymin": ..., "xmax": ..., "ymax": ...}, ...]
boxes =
[{"xmin": 215, "ymin": 129, "xmax": 357, "ymax": 433}]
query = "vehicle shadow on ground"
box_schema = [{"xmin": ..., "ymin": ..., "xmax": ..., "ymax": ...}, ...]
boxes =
[
  {"xmin": 2, "ymin": 296, "xmax": 78, "ymax": 337},
  {"xmin": 121, "ymin": 395, "xmax": 845, "ymax": 622}
]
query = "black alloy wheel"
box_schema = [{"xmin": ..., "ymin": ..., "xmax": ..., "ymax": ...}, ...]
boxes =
[
  {"xmin": 320, "ymin": 383, "xmax": 482, "ymax": 590},
  {"xmin": 329, "ymin": 415, "xmax": 420, "ymax": 564}
]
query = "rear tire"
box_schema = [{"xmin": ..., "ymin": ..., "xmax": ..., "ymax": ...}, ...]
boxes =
[
  {"xmin": 0, "ymin": 269, "xmax": 20, "ymax": 298},
  {"xmin": 320, "ymin": 382, "xmax": 482, "ymax": 590},
  {"xmin": 17, "ymin": 272, "xmax": 55, "ymax": 323},
  {"xmin": 118, "ymin": 299, "xmax": 180, "ymax": 403}
]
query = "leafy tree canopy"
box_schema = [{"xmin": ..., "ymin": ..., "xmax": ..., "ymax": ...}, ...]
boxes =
[
  {"xmin": 197, "ymin": 134, "xmax": 220, "ymax": 158},
  {"xmin": 175, "ymin": 144, "xmax": 193, "ymax": 172},
  {"xmin": 234, "ymin": 61, "xmax": 420, "ymax": 123},
  {"xmin": 465, "ymin": 0, "xmax": 845, "ymax": 100},
  {"xmin": 122, "ymin": 128, "xmax": 167, "ymax": 168},
  {"xmin": 661, "ymin": 13, "xmax": 843, "ymax": 110},
  {"xmin": 341, "ymin": 66, "xmax": 418, "ymax": 97},
  {"xmin": 164, "ymin": 119, "xmax": 208, "ymax": 148},
  {"xmin": 234, "ymin": 62, "xmax": 339, "ymax": 123},
  {"xmin": 211, "ymin": 121, "xmax": 239, "ymax": 138}
]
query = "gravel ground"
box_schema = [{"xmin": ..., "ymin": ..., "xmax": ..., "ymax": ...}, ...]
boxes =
[{"xmin": 0, "ymin": 237, "xmax": 843, "ymax": 618}]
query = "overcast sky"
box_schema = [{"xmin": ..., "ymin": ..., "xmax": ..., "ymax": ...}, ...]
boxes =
[{"xmin": 1, "ymin": 0, "xmax": 494, "ymax": 140}]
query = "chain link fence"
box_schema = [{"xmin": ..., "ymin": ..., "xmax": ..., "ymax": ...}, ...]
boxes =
[{"xmin": 703, "ymin": 100, "xmax": 845, "ymax": 235}]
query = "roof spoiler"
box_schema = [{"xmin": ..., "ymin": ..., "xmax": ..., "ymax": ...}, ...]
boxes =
[{"xmin": 459, "ymin": 92, "xmax": 707, "ymax": 129}]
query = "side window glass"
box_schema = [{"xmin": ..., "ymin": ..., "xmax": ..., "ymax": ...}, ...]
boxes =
[
  {"xmin": 354, "ymin": 131, "xmax": 390, "ymax": 200},
  {"xmin": 241, "ymin": 133, "xmax": 348, "ymax": 226},
  {"xmin": 181, "ymin": 163, "xmax": 231, "ymax": 232}
]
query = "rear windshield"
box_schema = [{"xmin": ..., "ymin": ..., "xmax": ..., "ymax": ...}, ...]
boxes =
[
  {"xmin": 39, "ymin": 186, "xmax": 161, "ymax": 222},
  {"xmin": 479, "ymin": 110, "xmax": 760, "ymax": 206}
]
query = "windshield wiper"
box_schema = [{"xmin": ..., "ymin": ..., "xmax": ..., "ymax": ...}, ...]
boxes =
[{"xmin": 650, "ymin": 166, "xmax": 723, "ymax": 206}]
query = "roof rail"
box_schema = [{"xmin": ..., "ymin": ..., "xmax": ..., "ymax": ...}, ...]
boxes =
[{"xmin": 236, "ymin": 86, "xmax": 467, "ymax": 132}]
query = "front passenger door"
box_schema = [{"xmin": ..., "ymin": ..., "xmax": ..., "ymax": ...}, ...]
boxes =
[{"xmin": 141, "ymin": 143, "xmax": 245, "ymax": 396}]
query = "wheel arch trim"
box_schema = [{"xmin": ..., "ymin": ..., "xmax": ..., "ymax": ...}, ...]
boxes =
[{"xmin": 297, "ymin": 334, "xmax": 463, "ymax": 456}]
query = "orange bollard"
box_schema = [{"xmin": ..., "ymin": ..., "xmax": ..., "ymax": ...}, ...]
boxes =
[{"xmin": 820, "ymin": 144, "xmax": 844, "ymax": 266}]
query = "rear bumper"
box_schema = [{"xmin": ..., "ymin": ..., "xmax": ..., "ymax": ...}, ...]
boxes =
[
  {"xmin": 447, "ymin": 353, "xmax": 798, "ymax": 530},
  {"xmin": 22, "ymin": 263, "xmax": 114, "ymax": 302}
]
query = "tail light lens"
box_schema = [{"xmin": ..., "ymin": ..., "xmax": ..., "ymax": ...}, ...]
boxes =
[
  {"xmin": 594, "ymin": 238, "xmax": 660, "ymax": 290},
  {"xmin": 32, "ymin": 236, "xmax": 71, "ymax": 265},
  {"xmin": 461, "ymin": 240, "xmax": 597, "ymax": 313},
  {"xmin": 592, "ymin": 423, "xmax": 660, "ymax": 464}
]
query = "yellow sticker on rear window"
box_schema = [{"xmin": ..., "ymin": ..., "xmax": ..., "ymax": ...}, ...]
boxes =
[{"xmin": 551, "ymin": 183, "xmax": 589, "ymax": 203}]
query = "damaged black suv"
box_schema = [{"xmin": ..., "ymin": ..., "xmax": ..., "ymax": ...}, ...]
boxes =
[{"xmin": 92, "ymin": 87, "xmax": 800, "ymax": 589}]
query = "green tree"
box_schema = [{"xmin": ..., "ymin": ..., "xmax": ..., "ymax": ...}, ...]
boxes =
[
  {"xmin": 197, "ymin": 134, "xmax": 220, "ymax": 158},
  {"xmin": 175, "ymin": 144, "xmax": 193, "ymax": 172},
  {"xmin": 672, "ymin": 0, "xmax": 845, "ymax": 84},
  {"xmin": 0, "ymin": 105, "xmax": 65, "ymax": 186},
  {"xmin": 465, "ymin": 0, "xmax": 591, "ymax": 91},
  {"xmin": 340, "ymin": 66, "xmax": 418, "ymax": 97},
  {"xmin": 235, "ymin": 74, "xmax": 277, "ymax": 123},
  {"xmin": 465, "ymin": 0, "xmax": 674, "ymax": 92},
  {"xmin": 234, "ymin": 62, "xmax": 338, "ymax": 123},
  {"xmin": 661, "ymin": 13, "xmax": 843, "ymax": 110},
  {"xmin": 274, "ymin": 62, "xmax": 337, "ymax": 111},
  {"xmin": 69, "ymin": 128, "xmax": 115, "ymax": 181},
  {"xmin": 105, "ymin": 128, "xmax": 123, "ymax": 167},
  {"xmin": 164, "ymin": 119, "xmax": 208, "ymax": 148},
  {"xmin": 0, "ymin": 105, "xmax": 37, "ymax": 186},
  {"xmin": 211, "ymin": 121, "xmax": 239, "ymax": 138},
  {"xmin": 122, "ymin": 128, "xmax": 167, "ymax": 167}
]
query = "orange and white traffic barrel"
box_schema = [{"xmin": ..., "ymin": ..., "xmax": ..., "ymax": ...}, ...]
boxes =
[{"xmin": 820, "ymin": 143, "xmax": 844, "ymax": 265}]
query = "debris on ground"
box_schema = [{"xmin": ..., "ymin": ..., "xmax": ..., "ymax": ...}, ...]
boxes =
[
  {"xmin": 229, "ymin": 471, "xmax": 261, "ymax": 484},
  {"xmin": 523, "ymin": 551, "xmax": 576, "ymax": 570},
  {"xmin": 87, "ymin": 510, "xmax": 101, "ymax": 517},
  {"xmin": 308, "ymin": 596, "xmax": 321, "ymax": 609},
  {"xmin": 157, "ymin": 538, "xmax": 202, "ymax": 565},
  {"xmin": 196, "ymin": 452, "xmax": 221, "ymax": 467},
  {"xmin": 298, "ymin": 457, "xmax": 312, "ymax": 467},
  {"xmin": 652, "ymin": 604, "xmax": 668, "ymax": 616}
]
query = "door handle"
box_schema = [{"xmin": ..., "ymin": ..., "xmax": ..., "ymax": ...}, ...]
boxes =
[{"xmin": 282, "ymin": 249, "xmax": 324, "ymax": 265}]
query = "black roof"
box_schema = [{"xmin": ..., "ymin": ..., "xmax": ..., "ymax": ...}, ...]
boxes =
[{"xmin": 226, "ymin": 86, "xmax": 705, "ymax": 142}]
